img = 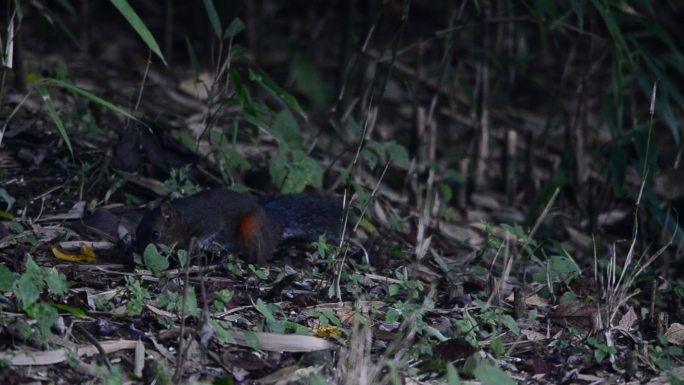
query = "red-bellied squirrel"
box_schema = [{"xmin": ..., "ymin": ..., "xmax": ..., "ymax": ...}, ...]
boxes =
[{"xmin": 134, "ymin": 188, "xmax": 343, "ymax": 263}]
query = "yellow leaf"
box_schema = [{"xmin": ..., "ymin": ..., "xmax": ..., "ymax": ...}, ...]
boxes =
[
  {"xmin": 52, "ymin": 244, "xmax": 97, "ymax": 262},
  {"xmin": 312, "ymin": 326, "xmax": 342, "ymax": 339}
]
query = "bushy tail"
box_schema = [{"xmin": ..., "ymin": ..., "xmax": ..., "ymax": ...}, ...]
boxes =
[{"xmin": 257, "ymin": 194, "xmax": 343, "ymax": 241}]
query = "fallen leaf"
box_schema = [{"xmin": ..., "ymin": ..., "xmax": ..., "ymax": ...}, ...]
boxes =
[
  {"xmin": 665, "ymin": 323, "xmax": 684, "ymax": 345},
  {"xmin": 52, "ymin": 244, "xmax": 97, "ymax": 262},
  {"xmin": 0, "ymin": 339, "xmax": 137, "ymax": 366},
  {"xmin": 617, "ymin": 306, "xmax": 638, "ymax": 331}
]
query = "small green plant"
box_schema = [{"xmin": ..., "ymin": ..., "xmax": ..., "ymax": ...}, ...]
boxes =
[
  {"xmin": 7, "ymin": 256, "xmax": 68, "ymax": 343},
  {"xmin": 123, "ymin": 276, "xmax": 151, "ymax": 316},
  {"xmin": 212, "ymin": 289, "xmax": 233, "ymax": 312},
  {"xmin": 157, "ymin": 288, "xmax": 198, "ymax": 317},
  {"xmin": 164, "ymin": 165, "xmax": 202, "ymax": 195},
  {"xmin": 587, "ymin": 336, "xmax": 618, "ymax": 364}
]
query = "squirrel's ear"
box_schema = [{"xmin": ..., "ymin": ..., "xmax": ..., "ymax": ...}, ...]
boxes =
[{"xmin": 159, "ymin": 203, "xmax": 180, "ymax": 223}]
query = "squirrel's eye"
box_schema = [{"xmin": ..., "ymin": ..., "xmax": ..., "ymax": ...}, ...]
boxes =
[{"xmin": 151, "ymin": 231, "xmax": 161, "ymax": 240}]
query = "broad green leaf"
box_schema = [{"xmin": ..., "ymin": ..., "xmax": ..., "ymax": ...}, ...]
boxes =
[
  {"xmin": 447, "ymin": 362, "xmax": 461, "ymax": 385},
  {"xmin": 110, "ymin": 0, "xmax": 167, "ymax": 66},
  {"xmin": 28, "ymin": 302, "xmax": 58, "ymax": 339},
  {"xmin": 0, "ymin": 264, "xmax": 17, "ymax": 291},
  {"xmin": 292, "ymin": 55, "xmax": 329, "ymax": 108},
  {"xmin": 243, "ymin": 331, "xmax": 261, "ymax": 350},
  {"xmin": 255, "ymin": 298, "xmax": 277, "ymax": 323},
  {"xmin": 203, "ymin": 0, "xmax": 222, "ymax": 39},
  {"xmin": 269, "ymin": 110, "xmax": 302, "ymax": 147},
  {"xmin": 16, "ymin": 273, "xmax": 42, "ymax": 310},
  {"xmin": 473, "ymin": 363, "xmax": 516, "ymax": 385},
  {"xmin": 268, "ymin": 150, "xmax": 323, "ymax": 193},
  {"xmin": 490, "ymin": 337, "xmax": 504, "ymax": 358},
  {"xmin": 499, "ymin": 314, "xmax": 520, "ymax": 336},
  {"xmin": 44, "ymin": 269, "xmax": 67, "ymax": 295},
  {"xmin": 37, "ymin": 85, "xmax": 73, "ymax": 157},
  {"xmin": 143, "ymin": 244, "xmax": 169, "ymax": 274},
  {"xmin": 385, "ymin": 141, "xmax": 410, "ymax": 168}
]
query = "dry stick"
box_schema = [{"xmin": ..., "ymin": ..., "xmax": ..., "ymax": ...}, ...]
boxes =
[
  {"xmin": 197, "ymin": 36, "xmax": 235, "ymax": 156},
  {"xmin": 173, "ymin": 238, "xmax": 196, "ymax": 383},
  {"xmin": 73, "ymin": 322, "xmax": 111, "ymax": 369},
  {"xmin": 332, "ymin": 103, "xmax": 378, "ymax": 301},
  {"xmin": 0, "ymin": 91, "xmax": 29, "ymax": 148},
  {"xmin": 133, "ymin": 50, "xmax": 152, "ymax": 113},
  {"xmin": 504, "ymin": 130, "xmax": 518, "ymax": 205},
  {"xmin": 475, "ymin": 1, "xmax": 492, "ymax": 188}
]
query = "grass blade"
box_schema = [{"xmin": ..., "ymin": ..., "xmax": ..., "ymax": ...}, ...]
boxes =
[
  {"xmin": 110, "ymin": 0, "xmax": 167, "ymax": 66},
  {"xmin": 37, "ymin": 85, "xmax": 73, "ymax": 158},
  {"xmin": 41, "ymin": 78, "xmax": 137, "ymax": 121}
]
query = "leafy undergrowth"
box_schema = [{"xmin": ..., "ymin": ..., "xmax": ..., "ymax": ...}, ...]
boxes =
[{"xmin": 3, "ymin": 1, "xmax": 684, "ymax": 385}]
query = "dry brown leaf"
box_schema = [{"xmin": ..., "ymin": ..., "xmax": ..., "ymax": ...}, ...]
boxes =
[
  {"xmin": 521, "ymin": 329, "xmax": 547, "ymax": 342},
  {"xmin": 0, "ymin": 339, "xmax": 137, "ymax": 366},
  {"xmin": 228, "ymin": 331, "xmax": 336, "ymax": 352},
  {"xmin": 665, "ymin": 323, "xmax": 684, "ymax": 345},
  {"xmin": 617, "ymin": 306, "xmax": 638, "ymax": 331},
  {"xmin": 549, "ymin": 301, "xmax": 603, "ymax": 331},
  {"xmin": 37, "ymin": 201, "xmax": 86, "ymax": 222}
]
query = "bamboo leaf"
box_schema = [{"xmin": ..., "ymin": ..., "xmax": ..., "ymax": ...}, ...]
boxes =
[
  {"xmin": 37, "ymin": 85, "xmax": 73, "ymax": 158},
  {"xmin": 203, "ymin": 0, "xmax": 223, "ymax": 39},
  {"xmin": 110, "ymin": 0, "xmax": 167, "ymax": 66}
]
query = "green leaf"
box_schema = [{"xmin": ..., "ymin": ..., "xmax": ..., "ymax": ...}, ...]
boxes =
[
  {"xmin": 446, "ymin": 362, "xmax": 461, "ymax": 385},
  {"xmin": 385, "ymin": 141, "xmax": 410, "ymax": 168},
  {"xmin": 44, "ymin": 269, "xmax": 67, "ymax": 296},
  {"xmin": 249, "ymin": 69, "xmax": 307, "ymax": 120},
  {"xmin": 269, "ymin": 110, "xmax": 302, "ymax": 147},
  {"xmin": 490, "ymin": 337, "xmax": 505, "ymax": 358},
  {"xmin": 203, "ymin": 0, "xmax": 222, "ymax": 39},
  {"xmin": 27, "ymin": 301, "xmax": 58, "ymax": 340},
  {"xmin": 0, "ymin": 264, "xmax": 17, "ymax": 291},
  {"xmin": 54, "ymin": 303, "xmax": 87, "ymax": 318},
  {"xmin": 310, "ymin": 374, "xmax": 327, "ymax": 385},
  {"xmin": 268, "ymin": 150, "xmax": 323, "ymax": 193},
  {"xmin": 41, "ymin": 78, "xmax": 137, "ymax": 121},
  {"xmin": 185, "ymin": 37, "xmax": 200, "ymax": 80},
  {"xmin": 16, "ymin": 273, "xmax": 42, "ymax": 311},
  {"xmin": 292, "ymin": 55, "xmax": 329, "ymax": 108},
  {"xmin": 243, "ymin": 331, "xmax": 261, "ymax": 351},
  {"xmin": 590, "ymin": 0, "xmax": 632, "ymax": 67},
  {"xmin": 110, "ymin": 0, "xmax": 167, "ymax": 66},
  {"xmin": 255, "ymin": 298, "xmax": 277, "ymax": 323},
  {"xmin": 224, "ymin": 18, "xmax": 245, "ymax": 39},
  {"xmin": 473, "ymin": 363, "xmax": 516, "ymax": 385},
  {"xmin": 211, "ymin": 320, "xmax": 236, "ymax": 344},
  {"xmin": 184, "ymin": 287, "xmax": 199, "ymax": 317},
  {"xmin": 37, "ymin": 84, "xmax": 73, "ymax": 158},
  {"xmin": 143, "ymin": 244, "xmax": 169, "ymax": 274}
]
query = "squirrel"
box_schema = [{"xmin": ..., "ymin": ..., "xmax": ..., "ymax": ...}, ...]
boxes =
[{"xmin": 134, "ymin": 188, "xmax": 342, "ymax": 263}]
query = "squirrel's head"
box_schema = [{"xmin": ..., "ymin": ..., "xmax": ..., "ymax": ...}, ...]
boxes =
[{"xmin": 134, "ymin": 203, "xmax": 186, "ymax": 253}]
